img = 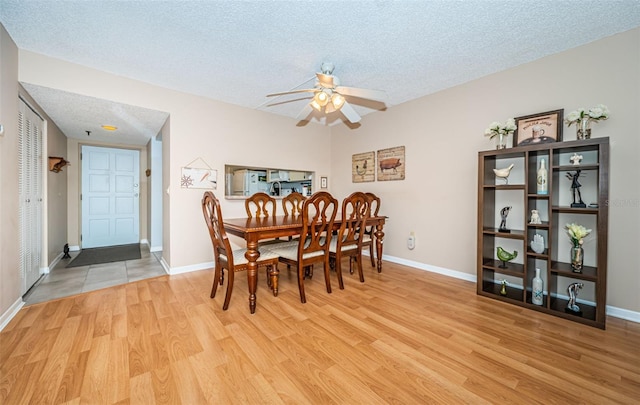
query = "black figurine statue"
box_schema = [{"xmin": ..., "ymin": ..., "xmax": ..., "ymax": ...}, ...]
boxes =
[
  {"xmin": 498, "ymin": 206, "xmax": 512, "ymax": 233},
  {"xmin": 62, "ymin": 243, "xmax": 71, "ymax": 259},
  {"xmin": 566, "ymin": 170, "xmax": 586, "ymax": 208}
]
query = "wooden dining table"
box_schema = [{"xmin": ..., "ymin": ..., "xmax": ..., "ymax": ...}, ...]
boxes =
[{"xmin": 223, "ymin": 214, "xmax": 386, "ymax": 313}]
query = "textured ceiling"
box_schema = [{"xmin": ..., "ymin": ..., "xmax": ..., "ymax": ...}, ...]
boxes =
[
  {"xmin": 21, "ymin": 83, "xmax": 169, "ymax": 146},
  {"xmin": 2, "ymin": 0, "xmax": 640, "ymax": 144}
]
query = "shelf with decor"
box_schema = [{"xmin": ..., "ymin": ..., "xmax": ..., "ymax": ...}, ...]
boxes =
[{"xmin": 477, "ymin": 137, "xmax": 609, "ymax": 329}]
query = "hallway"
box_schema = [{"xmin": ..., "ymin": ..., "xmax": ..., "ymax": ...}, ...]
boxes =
[{"xmin": 23, "ymin": 245, "xmax": 166, "ymax": 305}]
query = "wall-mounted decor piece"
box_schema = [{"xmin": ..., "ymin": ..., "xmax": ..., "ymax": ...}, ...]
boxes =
[
  {"xmin": 513, "ymin": 109, "xmax": 563, "ymax": 146},
  {"xmin": 352, "ymin": 151, "xmax": 375, "ymax": 183},
  {"xmin": 377, "ymin": 145, "xmax": 405, "ymax": 181},
  {"xmin": 48, "ymin": 156, "xmax": 70, "ymax": 173},
  {"xmin": 181, "ymin": 157, "xmax": 217, "ymax": 189},
  {"xmin": 320, "ymin": 176, "xmax": 328, "ymax": 189}
]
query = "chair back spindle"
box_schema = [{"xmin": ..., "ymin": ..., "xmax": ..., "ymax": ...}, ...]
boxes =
[
  {"xmin": 282, "ymin": 192, "xmax": 306, "ymax": 216},
  {"xmin": 245, "ymin": 192, "xmax": 276, "ymax": 218}
]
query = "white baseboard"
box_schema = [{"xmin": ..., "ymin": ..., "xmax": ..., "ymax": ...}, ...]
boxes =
[
  {"xmin": 0, "ymin": 298, "xmax": 25, "ymax": 332},
  {"xmin": 140, "ymin": 239, "xmax": 149, "ymax": 247},
  {"xmin": 150, "ymin": 245, "xmax": 163, "ymax": 253},
  {"xmin": 159, "ymin": 256, "xmax": 170, "ymax": 273},
  {"xmin": 380, "ymin": 254, "xmax": 477, "ymax": 283},
  {"xmin": 48, "ymin": 252, "xmax": 64, "ymax": 272},
  {"xmin": 69, "ymin": 245, "xmax": 80, "ymax": 252},
  {"xmin": 379, "ymin": 253, "xmax": 639, "ymax": 323},
  {"xmin": 168, "ymin": 261, "xmax": 214, "ymax": 275},
  {"xmin": 606, "ymin": 306, "xmax": 640, "ymax": 323}
]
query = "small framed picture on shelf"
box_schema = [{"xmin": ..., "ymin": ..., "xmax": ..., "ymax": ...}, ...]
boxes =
[{"xmin": 513, "ymin": 109, "xmax": 563, "ymax": 146}]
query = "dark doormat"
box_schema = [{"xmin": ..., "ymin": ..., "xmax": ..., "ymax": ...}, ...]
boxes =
[{"xmin": 66, "ymin": 244, "xmax": 141, "ymax": 268}]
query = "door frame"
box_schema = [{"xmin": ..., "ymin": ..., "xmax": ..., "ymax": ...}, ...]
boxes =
[{"xmin": 80, "ymin": 145, "xmax": 141, "ymax": 249}]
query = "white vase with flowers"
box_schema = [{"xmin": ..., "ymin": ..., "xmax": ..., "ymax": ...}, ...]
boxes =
[
  {"xmin": 485, "ymin": 118, "xmax": 517, "ymax": 150},
  {"xmin": 565, "ymin": 104, "xmax": 610, "ymax": 140}
]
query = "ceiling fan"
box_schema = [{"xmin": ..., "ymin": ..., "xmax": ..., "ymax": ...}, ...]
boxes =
[{"xmin": 266, "ymin": 62, "xmax": 387, "ymax": 123}]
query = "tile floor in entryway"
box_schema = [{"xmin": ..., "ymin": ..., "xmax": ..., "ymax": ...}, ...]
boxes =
[{"xmin": 23, "ymin": 245, "xmax": 167, "ymax": 305}]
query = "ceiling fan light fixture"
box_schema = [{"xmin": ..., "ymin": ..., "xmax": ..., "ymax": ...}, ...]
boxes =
[
  {"xmin": 314, "ymin": 91, "xmax": 329, "ymax": 107},
  {"xmin": 331, "ymin": 93, "xmax": 345, "ymax": 109},
  {"xmin": 310, "ymin": 99, "xmax": 323, "ymax": 111}
]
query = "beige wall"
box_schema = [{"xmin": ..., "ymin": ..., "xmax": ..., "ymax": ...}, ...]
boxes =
[
  {"xmin": 17, "ymin": 50, "xmax": 332, "ymax": 270},
  {"xmin": 0, "ymin": 24, "xmax": 21, "ymax": 315},
  {"xmin": 331, "ymin": 28, "xmax": 640, "ymax": 313}
]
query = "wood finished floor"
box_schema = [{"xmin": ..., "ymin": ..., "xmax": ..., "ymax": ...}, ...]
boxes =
[{"xmin": 1, "ymin": 260, "xmax": 639, "ymax": 404}]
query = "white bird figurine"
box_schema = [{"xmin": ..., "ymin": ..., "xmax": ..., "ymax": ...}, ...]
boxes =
[{"xmin": 493, "ymin": 163, "xmax": 515, "ymax": 184}]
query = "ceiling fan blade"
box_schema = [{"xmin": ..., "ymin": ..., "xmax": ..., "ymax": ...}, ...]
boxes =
[
  {"xmin": 266, "ymin": 89, "xmax": 316, "ymax": 97},
  {"xmin": 335, "ymin": 86, "xmax": 387, "ymax": 102},
  {"xmin": 339, "ymin": 101, "xmax": 361, "ymax": 123},
  {"xmin": 316, "ymin": 72, "xmax": 335, "ymax": 88},
  {"xmin": 296, "ymin": 103, "xmax": 314, "ymax": 121}
]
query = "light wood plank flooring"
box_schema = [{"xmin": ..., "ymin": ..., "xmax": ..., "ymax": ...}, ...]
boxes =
[{"xmin": 1, "ymin": 260, "xmax": 639, "ymax": 404}]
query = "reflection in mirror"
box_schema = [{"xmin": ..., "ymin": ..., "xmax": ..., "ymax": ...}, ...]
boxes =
[{"xmin": 225, "ymin": 165, "xmax": 314, "ymax": 199}]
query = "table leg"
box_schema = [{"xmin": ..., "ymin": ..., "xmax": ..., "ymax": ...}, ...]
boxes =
[
  {"xmin": 245, "ymin": 240, "xmax": 260, "ymax": 313},
  {"xmin": 374, "ymin": 224, "xmax": 385, "ymax": 273}
]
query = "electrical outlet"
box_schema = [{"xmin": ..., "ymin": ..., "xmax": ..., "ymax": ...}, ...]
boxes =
[{"xmin": 407, "ymin": 232, "xmax": 415, "ymax": 250}]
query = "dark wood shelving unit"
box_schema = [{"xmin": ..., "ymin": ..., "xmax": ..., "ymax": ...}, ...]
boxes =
[{"xmin": 477, "ymin": 137, "xmax": 609, "ymax": 329}]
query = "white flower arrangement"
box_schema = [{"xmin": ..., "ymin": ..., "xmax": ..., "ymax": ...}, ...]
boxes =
[
  {"xmin": 484, "ymin": 118, "xmax": 517, "ymax": 139},
  {"xmin": 565, "ymin": 104, "xmax": 610, "ymax": 126},
  {"xmin": 566, "ymin": 223, "xmax": 592, "ymax": 247}
]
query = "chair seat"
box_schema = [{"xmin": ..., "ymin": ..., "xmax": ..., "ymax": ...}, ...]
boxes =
[
  {"xmin": 268, "ymin": 242, "xmax": 324, "ymax": 261},
  {"xmin": 328, "ymin": 237, "xmax": 358, "ymax": 253},
  {"xmin": 221, "ymin": 247, "xmax": 280, "ymax": 266}
]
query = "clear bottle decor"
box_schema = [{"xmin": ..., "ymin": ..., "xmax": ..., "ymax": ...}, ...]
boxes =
[
  {"xmin": 532, "ymin": 268, "xmax": 544, "ymax": 306},
  {"xmin": 537, "ymin": 159, "xmax": 548, "ymax": 195}
]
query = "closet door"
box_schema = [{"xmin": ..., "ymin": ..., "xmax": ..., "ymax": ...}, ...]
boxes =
[{"xmin": 18, "ymin": 99, "xmax": 44, "ymax": 294}]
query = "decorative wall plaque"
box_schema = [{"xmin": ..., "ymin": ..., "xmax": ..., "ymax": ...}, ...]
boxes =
[{"xmin": 377, "ymin": 146, "xmax": 405, "ymax": 181}]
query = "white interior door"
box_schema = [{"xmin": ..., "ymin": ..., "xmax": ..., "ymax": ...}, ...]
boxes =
[
  {"xmin": 19, "ymin": 98, "xmax": 44, "ymax": 293},
  {"xmin": 82, "ymin": 146, "xmax": 140, "ymax": 248}
]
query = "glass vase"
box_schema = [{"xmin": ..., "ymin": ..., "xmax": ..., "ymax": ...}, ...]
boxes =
[
  {"xmin": 570, "ymin": 245, "xmax": 584, "ymax": 273},
  {"xmin": 577, "ymin": 117, "xmax": 591, "ymax": 140},
  {"xmin": 496, "ymin": 133, "xmax": 506, "ymax": 150}
]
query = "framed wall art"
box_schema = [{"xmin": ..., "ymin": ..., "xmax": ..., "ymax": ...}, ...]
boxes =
[
  {"xmin": 377, "ymin": 146, "xmax": 405, "ymax": 181},
  {"xmin": 181, "ymin": 157, "xmax": 217, "ymax": 189},
  {"xmin": 514, "ymin": 109, "xmax": 563, "ymax": 146},
  {"xmin": 352, "ymin": 151, "xmax": 375, "ymax": 183}
]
